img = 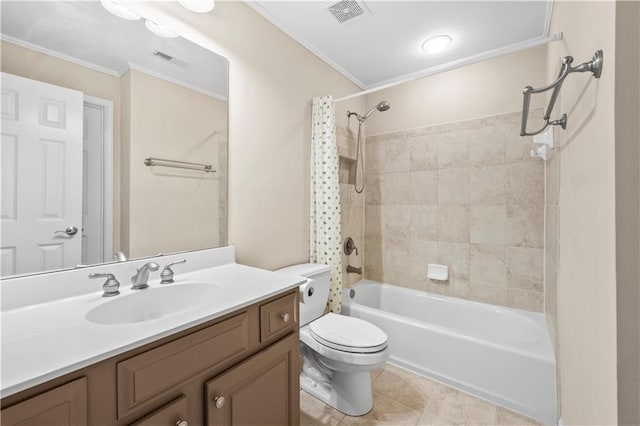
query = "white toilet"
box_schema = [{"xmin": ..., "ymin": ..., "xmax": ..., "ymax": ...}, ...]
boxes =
[{"xmin": 276, "ymin": 263, "xmax": 389, "ymax": 416}]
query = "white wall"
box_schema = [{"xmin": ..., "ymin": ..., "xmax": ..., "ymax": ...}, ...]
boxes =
[
  {"xmin": 126, "ymin": 2, "xmax": 365, "ymax": 270},
  {"xmin": 546, "ymin": 2, "xmax": 618, "ymax": 424}
]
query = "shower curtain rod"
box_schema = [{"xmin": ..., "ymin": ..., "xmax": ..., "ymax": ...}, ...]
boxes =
[{"xmin": 333, "ymin": 33, "xmax": 563, "ymax": 103}]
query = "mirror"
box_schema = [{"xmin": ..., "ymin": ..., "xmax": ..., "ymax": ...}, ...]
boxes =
[{"xmin": 0, "ymin": 1, "xmax": 228, "ymax": 278}]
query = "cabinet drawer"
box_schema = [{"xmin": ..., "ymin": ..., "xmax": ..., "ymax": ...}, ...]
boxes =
[
  {"xmin": 117, "ymin": 312, "xmax": 249, "ymax": 418},
  {"xmin": 131, "ymin": 396, "xmax": 187, "ymax": 426},
  {"xmin": 259, "ymin": 292, "xmax": 297, "ymax": 342},
  {"xmin": 1, "ymin": 377, "xmax": 87, "ymax": 426}
]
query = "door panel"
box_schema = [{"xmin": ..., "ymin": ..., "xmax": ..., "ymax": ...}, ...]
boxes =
[{"xmin": 0, "ymin": 72, "xmax": 83, "ymax": 276}]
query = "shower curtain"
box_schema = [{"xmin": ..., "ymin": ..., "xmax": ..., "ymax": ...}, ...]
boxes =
[{"xmin": 310, "ymin": 96, "xmax": 343, "ymax": 313}]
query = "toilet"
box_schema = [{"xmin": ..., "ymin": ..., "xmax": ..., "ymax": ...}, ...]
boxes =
[{"xmin": 276, "ymin": 263, "xmax": 389, "ymax": 416}]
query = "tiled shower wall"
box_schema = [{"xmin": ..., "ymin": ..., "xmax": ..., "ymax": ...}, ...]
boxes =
[
  {"xmin": 363, "ymin": 111, "xmax": 545, "ymax": 312},
  {"xmin": 337, "ymin": 126, "xmax": 365, "ymax": 288}
]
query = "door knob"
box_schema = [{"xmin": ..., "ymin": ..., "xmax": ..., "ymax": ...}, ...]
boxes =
[
  {"xmin": 281, "ymin": 313, "xmax": 290, "ymax": 322},
  {"xmin": 176, "ymin": 421, "xmax": 188, "ymax": 426},
  {"xmin": 54, "ymin": 226, "xmax": 78, "ymax": 236},
  {"xmin": 213, "ymin": 396, "xmax": 225, "ymax": 408}
]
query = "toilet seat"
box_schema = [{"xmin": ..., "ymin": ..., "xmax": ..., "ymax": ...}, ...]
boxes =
[{"xmin": 309, "ymin": 313, "xmax": 388, "ymax": 354}]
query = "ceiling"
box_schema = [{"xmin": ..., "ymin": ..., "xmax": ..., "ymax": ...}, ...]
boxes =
[
  {"xmin": 248, "ymin": 1, "xmax": 552, "ymax": 89},
  {"xmin": 0, "ymin": 1, "xmax": 228, "ymax": 99}
]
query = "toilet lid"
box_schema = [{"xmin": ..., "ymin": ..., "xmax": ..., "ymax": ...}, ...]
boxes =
[{"xmin": 309, "ymin": 313, "xmax": 388, "ymax": 354}]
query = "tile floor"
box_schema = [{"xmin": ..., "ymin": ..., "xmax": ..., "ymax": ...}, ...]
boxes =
[{"xmin": 300, "ymin": 363, "xmax": 543, "ymax": 426}]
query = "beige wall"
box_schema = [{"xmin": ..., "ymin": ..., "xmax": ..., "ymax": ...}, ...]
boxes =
[
  {"xmin": 126, "ymin": 1, "xmax": 365, "ymax": 270},
  {"xmin": 545, "ymin": 2, "xmax": 618, "ymax": 424},
  {"xmin": 615, "ymin": 2, "xmax": 640, "ymax": 425},
  {"xmin": 123, "ymin": 69, "xmax": 227, "ymax": 258},
  {"xmin": 1, "ymin": 40, "xmax": 123, "ymax": 252},
  {"xmin": 363, "ymin": 45, "xmax": 548, "ymax": 136}
]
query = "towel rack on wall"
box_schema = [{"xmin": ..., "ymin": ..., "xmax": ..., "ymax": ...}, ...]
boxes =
[
  {"xmin": 520, "ymin": 49, "xmax": 604, "ymax": 137},
  {"xmin": 144, "ymin": 157, "xmax": 215, "ymax": 173}
]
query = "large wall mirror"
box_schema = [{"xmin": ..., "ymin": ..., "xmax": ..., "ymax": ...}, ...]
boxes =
[{"xmin": 1, "ymin": 1, "xmax": 228, "ymax": 278}]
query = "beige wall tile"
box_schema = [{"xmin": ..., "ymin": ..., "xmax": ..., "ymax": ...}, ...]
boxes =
[
  {"xmin": 504, "ymin": 123, "xmax": 541, "ymax": 164},
  {"xmin": 366, "ymin": 140, "xmax": 384, "ymax": 175},
  {"xmin": 384, "ymin": 138, "xmax": 411, "ymax": 173},
  {"xmin": 468, "ymin": 283, "xmax": 508, "ymax": 305},
  {"xmin": 507, "ymin": 288, "xmax": 543, "ymax": 312},
  {"xmin": 409, "ymin": 135, "xmax": 439, "ymax": 170},
  {"xmin": 381, "ymin": 173, "xmax": 413, "ymax": 205},
  {"xmin": 470, "ymin": 244, "xmax": 506, "ymax": 285},
  {"xmin": 438, "ymin": 206, "xmax": 470, "ymax": 243},
  {"xmin": 383, "ymin": 206, "xmax": 412, "ymax": 240},
  {"xmin": 469, "ymin": 165, "xmax": 506, "ymax": 205},
  {"xmin": 470, "ymin": 205, "xmax": 506, "ymax": 245},
  {"xmin": 365, "ymin": 173, "xmax": 382, "ymax": 205},
  {"xmin": 506, "ymin": 162, "xmax": 544, "ymax": 206},
  {"xmin": 365, "ymin": 205, "xmax": 383, "ymax": 237},
  {"xmin": 411, "ymin": 170, "xmax": 439, "ymax": 205},
  {"xmin": 438, "ymin": 168, "xmax": 470, "ymax": 205},
  {"xmin": 507, "ymin": 246, "xmax": 543, "ymax": 292},
  {"xmin": 438, "ymin": 130, "xmax": 470, "ymax": 168},
  {"xmin": 437, "ymin": 242, "xmax": 470, "ymax": 280},
  {"xmin": 410, "ymin": 205, "xmax": 438, "ymax": 241},
  {"xmin": 469, "ymin": 125, "xmax": 505, "ymax": 166},
  {"xmin": 506, "ymin": 203, "xmax": 544, "ymax": 248},
  {"xmin": 409, "ymin": 239, "xmax": 439, "ymax": 289}
]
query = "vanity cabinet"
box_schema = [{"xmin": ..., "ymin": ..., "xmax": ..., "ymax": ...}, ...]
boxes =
[{"xmin": 1, "ymin": 290, "xmax": 300, "ymax": 426}]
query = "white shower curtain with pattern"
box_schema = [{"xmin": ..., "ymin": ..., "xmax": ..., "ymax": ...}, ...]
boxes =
[{"xmin": 310, "ymin": 96, "xmax": 343, "ymax": 313}]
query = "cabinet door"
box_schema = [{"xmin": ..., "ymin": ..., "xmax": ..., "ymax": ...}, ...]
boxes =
[
  {"xmin": 1, "ymin": 377, "xmax": 87, "ymax": 426},
  {"xmin": 205, "ymin": 333, "xmax": 299, "ymax": 426},
  {"xmin": 130, "ymin": 395, "xmax": 188, "ymax": 426}
]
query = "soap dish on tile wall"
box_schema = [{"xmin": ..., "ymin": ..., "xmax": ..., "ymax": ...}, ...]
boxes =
[{"xmin": 427, "ymin": 264, "xmax": 448, "ymax": 281}]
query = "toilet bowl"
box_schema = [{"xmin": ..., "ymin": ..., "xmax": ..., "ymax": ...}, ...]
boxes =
[{"xmin": 276, "ymin": 263, "xmax": 389, "ymax": 416}]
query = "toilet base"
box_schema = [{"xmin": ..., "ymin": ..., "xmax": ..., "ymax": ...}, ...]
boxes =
[{"xmin": 301, "ymin": 369, "xmax": 374, "ymax": 416}]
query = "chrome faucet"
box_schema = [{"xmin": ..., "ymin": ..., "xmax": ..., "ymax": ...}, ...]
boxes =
[
  {"xmin": 89, "ymin": 273, "xmax": 121, "ymax": 297},
  {"xmin": 160, "ymin": 259, "xmax": 187, "ymax": 284},
  {"xmin": 131, "ymin": 262, "xmax": 159, "ymax": 290}
]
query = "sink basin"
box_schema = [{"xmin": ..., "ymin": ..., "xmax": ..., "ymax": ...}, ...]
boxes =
[{"xmin": 86, "ymin": 283, "xmax": 223, "ymax": 325}]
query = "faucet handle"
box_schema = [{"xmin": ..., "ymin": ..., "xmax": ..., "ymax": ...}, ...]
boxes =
[
  {"xmin": 89, "ymin": 273, "xmax": 120, "ymax": 297},
  {"xmin": 161, "ymin": 259, "xmax": 187, "ymax": 284}
]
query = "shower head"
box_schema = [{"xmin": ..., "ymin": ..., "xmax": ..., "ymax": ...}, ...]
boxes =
[{"xmin": 362, "ymin": 100, "xmax": 391, "ymax": 120}]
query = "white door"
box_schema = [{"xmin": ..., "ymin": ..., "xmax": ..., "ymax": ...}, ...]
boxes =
[{"xmin": 1, "ymin": 72, "xmax": 84, "ymax": 276}]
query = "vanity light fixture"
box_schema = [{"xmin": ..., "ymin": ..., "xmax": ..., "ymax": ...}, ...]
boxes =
[
  {"xmin": 99, "ymin": 0, "xmax": 141, "ymax": 21},
  {"xmin": 145, "ymin": 19, "xmax": 179, "ymax": 39},
  {"xmin": 177, "ymin": 0, "xmax": 215, "ymax": 13},
  {"xmin": 421, "ymin": 35, "xmax": 453, "ymax": 54}
]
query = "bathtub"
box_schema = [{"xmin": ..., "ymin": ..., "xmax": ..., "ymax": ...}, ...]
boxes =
[{"xmin": 341, "ymin": 280, "xmax": 556, "ymax": 425}]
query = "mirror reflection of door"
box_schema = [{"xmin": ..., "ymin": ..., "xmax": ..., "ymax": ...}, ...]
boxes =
[
  {"xmin": 1, "ymin": 73, "xmax": 82, "ymax": 275},
  {"xmin": 1, "ymin": 72, "xmax": 114, "ymax": 276}
]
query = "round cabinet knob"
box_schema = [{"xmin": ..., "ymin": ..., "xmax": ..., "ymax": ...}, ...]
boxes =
[
  {"xmin": 214, "ymin": 396, "xmax": 225, "ymax": 408},
  {"xmin": 176, "ymin": 421, "xmax": 188, "ymax": 426},
  {"xmin": 281, "ymin": 313, "xmax": 290, "ymax": 322}
]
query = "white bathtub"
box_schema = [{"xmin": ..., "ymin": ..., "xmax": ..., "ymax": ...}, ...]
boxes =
[{"xmin": 341, "ymin": 280, "xmax": 556, "ymax": 424}]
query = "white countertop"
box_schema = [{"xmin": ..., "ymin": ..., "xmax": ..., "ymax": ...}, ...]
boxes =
[{"xmin": 1, "ymin": 252, "xmax": 304, "ymax": 398}]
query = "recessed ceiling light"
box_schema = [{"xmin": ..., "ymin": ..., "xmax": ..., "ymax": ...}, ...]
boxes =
[
  {"xmin": 177, "ymin": 0, "xmax": 215, "ymax": 13},
  {"xmin": 421, "ymin": 35, "xmax": 453, "ymax": 54},
  {"xmin": 145, "ymin": 20, "xmax": 179, "ymax": 38},
  {"xmin": 100, "ymin": 0, "xmax": 141, "ymax": 21}
]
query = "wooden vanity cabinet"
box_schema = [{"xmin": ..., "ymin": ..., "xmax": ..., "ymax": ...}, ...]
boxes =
[{"xmin": 1, "ymin": 290, "xmax": 300, "ymax": 426}]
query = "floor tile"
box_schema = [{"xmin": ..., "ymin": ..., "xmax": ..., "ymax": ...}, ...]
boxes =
[
  {"xmin": 373, "ymin": 364, "xmax": 439, "ymax": 411},
  {"xmin": 339, "ymin": 392, "xmax": 422, "ymax": 426},
  {"xmin": 419, "ymin": 383, "xmax": 497, "ymax": 426},
  {"xmin": 301, "ymin": 389, "xmax": 346, "ymax": 426},
  {"xmin": 495, "ymin": 407, "xmax": 542, "ymax": 425}
]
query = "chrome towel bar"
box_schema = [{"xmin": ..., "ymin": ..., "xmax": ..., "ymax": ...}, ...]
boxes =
[
  {"xmin": 144, "ymin": 157, "xmax": 215, "ymax": 173},
  {"xmin": 520, "ymin": 49, "xmax": 603, "ymax": 137}
]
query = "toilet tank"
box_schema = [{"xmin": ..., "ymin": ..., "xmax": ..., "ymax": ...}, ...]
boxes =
[{"xmin": 275, "ymin": 263, "xmax": 331, "ymax": 326}]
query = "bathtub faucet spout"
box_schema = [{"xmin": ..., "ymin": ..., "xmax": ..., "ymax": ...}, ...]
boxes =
[{"xmin": 346, "ymin": 265, "xmax": 362, "ymax": 275}]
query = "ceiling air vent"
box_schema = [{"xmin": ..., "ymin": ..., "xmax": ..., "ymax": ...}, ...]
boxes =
[
  {"xmin": 153, "ymin": 50, "xmax": 191, "ymax": 69},
  {"xmin": 325, "ymin": 0, "xmax": 369, "ymax": 24}
]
